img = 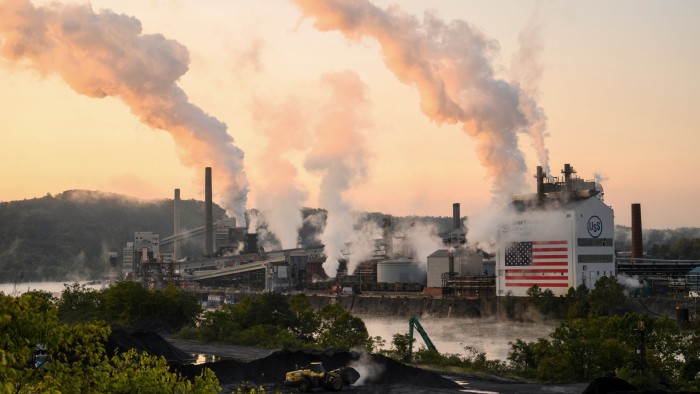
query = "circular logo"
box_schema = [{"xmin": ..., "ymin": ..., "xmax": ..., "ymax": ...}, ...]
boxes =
[{"xmin": 587, "ymin": 216, "xmax": 603, "ymax": 238}]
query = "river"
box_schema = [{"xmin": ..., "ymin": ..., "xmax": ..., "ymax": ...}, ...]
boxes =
[
  {"xmin": 2, "ymin": 282, "xmax": 556, "ymax": 362},
  {"xmin": 360, "ymin": 315, "xmax": 556, "ymax": 361}
]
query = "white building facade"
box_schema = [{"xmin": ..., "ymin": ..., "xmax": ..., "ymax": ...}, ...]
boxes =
[{"xmin": 496, "ymin": 197, "xmax": 615, "ymax": 297}]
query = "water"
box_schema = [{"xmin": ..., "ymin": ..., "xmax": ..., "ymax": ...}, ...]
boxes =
[
  {"xmin": 1, "ymin": 282, "xmax": 557, "ymax": 362},
  {"xmin": 361, "ymin": 315, "xmax": 556, "ymax": 361},
  {"xmin": 0, "ymin": 281, "xmax": 106, "ymax": 297}
]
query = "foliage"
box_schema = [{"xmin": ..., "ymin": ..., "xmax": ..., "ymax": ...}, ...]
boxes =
[
  {"xmin": 56, "ymin": 281, "xmax": 201, "ymax": 330},
  {"xmin": 506, "ymin": 312, "xmax": 700, "ymax": 390},
  {"xmin": 194, "ymin": 294, "xmax": 372, "ymax": 350},
  {"xmin": 525, "ymin": 276, "xmax": 626, "ymax": 319},
  {"xmin": 0, "ymin": 191, "xmax": 468, "ymax": 282},
  {"xmin": 0, "ymin": 291, "xmax": 219, "ymax": 393},
  {"xmin": 0, "ymin": 190, "xmax": 226, "ymax": 282}
]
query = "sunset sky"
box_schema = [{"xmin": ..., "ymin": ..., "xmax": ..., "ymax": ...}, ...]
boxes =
[{"xmin": 1, "ymin": 0, "xmax": 699, "ymax": 230}]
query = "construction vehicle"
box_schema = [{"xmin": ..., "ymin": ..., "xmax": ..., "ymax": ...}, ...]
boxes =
[
  {"xmin": 284, "ymin": 361, "xmax": 359, "ymax": 392},
  {"xmin": 408, "ymin": 315, "xmax": 437, "ymax": 357}
]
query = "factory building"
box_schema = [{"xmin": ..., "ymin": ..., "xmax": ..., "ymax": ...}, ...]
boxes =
[
  {"xmin": 426, "ymin": 249, "xmax": 484, "ymax": 288},
  {"xmin": 496, "ymin": 164, "xmax": 615, "ymax": 297}
]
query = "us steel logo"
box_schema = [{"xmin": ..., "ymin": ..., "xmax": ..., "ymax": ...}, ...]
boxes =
[{"xmin": 587, "ymin": 215, "xmax": 603, "ymax": 238}]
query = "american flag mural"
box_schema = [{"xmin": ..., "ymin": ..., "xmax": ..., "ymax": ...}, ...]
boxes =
[{"xmin": 504, "ymin": 240, "xmax": 570, "ymax": 287}]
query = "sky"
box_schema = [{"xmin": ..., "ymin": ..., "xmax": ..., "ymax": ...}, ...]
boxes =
[{"xmin": 1, "ymin": 0, "xmax": 699, "ymax": 231}]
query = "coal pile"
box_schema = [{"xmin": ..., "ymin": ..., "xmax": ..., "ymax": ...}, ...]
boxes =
[
  {"xmin": 106, "ymin": 326, "xmax": 192, "ymax": 364},
  {"xmin": 175, "ymin": 349, "xmax": 462, "ymax": 390}
]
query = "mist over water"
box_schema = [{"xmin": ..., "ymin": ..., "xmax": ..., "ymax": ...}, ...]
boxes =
[
  {"xmin": 361, "ymin": 316, "xmax": 556, "ymax": 361},
  {"xmin": 0, "ymin": 281, "xmax": 105, "ymax": 297}
]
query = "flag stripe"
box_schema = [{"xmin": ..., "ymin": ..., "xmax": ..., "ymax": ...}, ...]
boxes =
[
  {"xmin": 506, "ymin": 269, "xmax": 568, "ymax": 274},
  {"xmin": 533, "ymin": 247, "xmax": 567, "ymax": 252},
  {"xmin": 506, "ymin": 282, "xmax": 570, "ymax": 287},
  {"xmin": 532, "ymin": 262, "xmax": 568, "ymax": 266},
  {"xmin": 533, "ymin": 240, "xmax": 567, "ymax": 245}
]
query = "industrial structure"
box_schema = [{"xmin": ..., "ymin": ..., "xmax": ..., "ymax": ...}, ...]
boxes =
[
  {"xmin": 112, "ymin": 164, "xmax": 699, "ymax": 306},
  {"xmin": 496, "ymin": 164, "xmax": 615, "ymax": 297}
]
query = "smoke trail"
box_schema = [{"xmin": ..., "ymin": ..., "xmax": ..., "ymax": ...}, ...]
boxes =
[
  {"xmin": 252, "ymin": 97, "xmax": 309, "ymax": 249},
  {"xmin": 292, "ymin": 0, "xmax": 550, "ymax": 202},
  {"xmin": 511, "ymin": 12, "xmax": 550, "ymax": 176},
  {"xmin": 304, "ymin": 71, "xmax": 371, "ymax": 276},
  {"xmin": 0, "ymin": 0, "xmax": 248, "ymax": 222}
]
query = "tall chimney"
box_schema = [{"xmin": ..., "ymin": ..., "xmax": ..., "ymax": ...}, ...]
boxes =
[
  {"xmin": 205, "ymin": 167, "xmax": 213, "ymax": 257},
  {"xmin": 562, "ymin": 163, "xmax": 575, "ymax": 201},
  {"xmin": 173, "ymin": 189, "xmax": 180, "ymax": 260},
  {"xmin": 452, "ymin": 203, "xmax": 461, "ymax": 230},
  {"xmin": 631, "ymin": 203, "xmax": 643, "ymax": 261},
  {"xmin": 536, "ymin": 166, "xmax": 545, "ymax": 204}
]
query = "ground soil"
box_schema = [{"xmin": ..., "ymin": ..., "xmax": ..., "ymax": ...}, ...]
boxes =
[{"xmin": 108, "ymin": 330, "xmax": 659, "ymax": 393}]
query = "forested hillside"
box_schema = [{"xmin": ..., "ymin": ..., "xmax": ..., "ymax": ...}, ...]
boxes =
[{"xmin": 0, "ymin": 190, "xmax": 226, "ymax": 282}]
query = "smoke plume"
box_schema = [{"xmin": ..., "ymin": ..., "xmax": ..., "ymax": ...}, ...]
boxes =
[
  {"xmin": 398, "ymin": 222, "xmax": 444, "ymax": 268},
  {"xmin": 304, "ymin": 71, "xmax": 371, "ymax": 276},
  {"xmin": 252, "ymin": 96, "xmax": 309, "ymax": 249},
  {"xmin": 0, "ymin": 0, "xmax": 248, "ymax": 222},
  {"xmin": 292, "ymin": 0, "xmax": 550, "ymax": 203},
  {"xmin": 511, "ymin": 12, "xmax": 550, "ymax": 176}
]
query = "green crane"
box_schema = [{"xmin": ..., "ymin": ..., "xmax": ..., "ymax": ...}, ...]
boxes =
[{"xmin": 408, "ymin": 315, "xmax": 437, "ymax": 356}]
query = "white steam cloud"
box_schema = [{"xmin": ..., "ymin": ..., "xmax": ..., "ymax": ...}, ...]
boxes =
[
  {"xmin": 292, "ymin": 0, "xmax": 550, "ymax": 203},
  {"xmin": 0, "ymin": 0, "xmax": 248, "ymax": 222},
  {"xmin": 399, "ymin": 222, "xmax": 444, "ymax": 268},
  {"xmin": 252, "ymin": 97, "xmax": 309, "ymax": 249},
  {"xmin": 348, "ymin": 351, "xmax": 385, "ymax": 386},
  {"xmin": 304, "ymin": 71, "xmax": 371, "ymax": 276}
]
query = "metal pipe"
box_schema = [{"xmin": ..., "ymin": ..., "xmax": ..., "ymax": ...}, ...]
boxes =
[{"xmin": 205, "ymin": 167, "xmax": 213, "ymax": 257}]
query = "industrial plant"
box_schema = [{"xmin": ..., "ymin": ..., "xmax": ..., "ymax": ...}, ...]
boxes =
[{"xmin": 115, "ymin": 164, "xmax": 700, "ymax": 317}]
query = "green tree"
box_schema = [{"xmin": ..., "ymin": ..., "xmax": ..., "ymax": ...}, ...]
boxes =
[
  {"xmin": 588, "ymin": 276, "xmax": 626, "ymax": 317},
  {"xmin": 0, "ymin": 292, "xmax": 219, "ymax": 393},
  {"xmin": 316, "ymin": 303, "xmax": 372, "ymax": 350},
  {"xmin": 390, "ymin": 333, "xmax": 414, "ymax": 362}
]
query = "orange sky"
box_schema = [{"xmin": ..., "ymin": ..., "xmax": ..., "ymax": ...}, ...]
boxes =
[{"xmin": 1, "ymin": 0, "xmax": 699, "ymax": 229}]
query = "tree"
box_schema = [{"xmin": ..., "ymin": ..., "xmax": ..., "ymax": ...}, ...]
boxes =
[
  {"xmin": 0, "ymin": 292, "xmax": 219, "ymax": 393},
  {"xmin": 316, "ymin": 303, "xmax": 372, "ymax": 350},
  {"xmin": 588, "ymin": 276, "xmax": 626, "ymax": 317}
]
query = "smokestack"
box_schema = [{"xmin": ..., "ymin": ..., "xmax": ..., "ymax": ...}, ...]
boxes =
[
  {"xmin": 536, "ymin": 166, "xmax": 544, "ymax": 204},
  {"xmin": 173, "ymin": 189, "xmax": 180, "ymax": 260},
  {"xmin": 452, "ymin": 203, "xmax": 461, "ymax": 230},
  {"xmin": 562, "ymin": 163, "xmax": 575, "ymax": 201},
  {"xmin": 631, "ymin": 203, "xmax": 643, "ymax": 260},
  {"xmin": 205, "ymin": 167, "xmax": 213, "ymax": 257}
]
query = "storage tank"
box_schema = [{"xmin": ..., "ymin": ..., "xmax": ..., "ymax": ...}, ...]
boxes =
[{"xmin": 377, "ymin": 258, "xmax": 426, "ymax": 283}]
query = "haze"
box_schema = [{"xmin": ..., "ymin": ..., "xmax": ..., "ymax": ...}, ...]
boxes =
[{"xmin": 1, "ymin": 0, "xmax": 698, "ymax": 229}]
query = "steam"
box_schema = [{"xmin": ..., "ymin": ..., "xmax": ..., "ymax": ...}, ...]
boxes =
[
  {"xmin": 399, "ymin": 222, "xmax": 444, "ymax": 268},
  {"xmin": 252, "ymin": 97, "xmax": 308, "ymax": 249},
  {"xmin": 346, "ymin": 216, "xmax": 383, "ymax": 274},
  {"xmin": 511, "ymin": 11, "xmax": 550, "ymax": 176},
  {"xmin": 0, "ymin": 0, "xmax": 248, "ymax": 223},
  {"xmin": 292, "ymin": 0, "xmax": 550, "ymax": 203},
  {"xmin": 616, "ymin": 273, "xmax": 641, "ymax": 295},
  {"xmin": 348, "ymin": 351, "xmax": 385, "ymax": 386},
  {"xmin": 304, "ymin": 71, "xmax": 371, "ymax": 276}
]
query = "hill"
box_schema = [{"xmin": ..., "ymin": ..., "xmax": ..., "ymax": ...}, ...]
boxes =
[{"xmin": 0, "ymin": 190, "xmax": 226, "ymax": 282}]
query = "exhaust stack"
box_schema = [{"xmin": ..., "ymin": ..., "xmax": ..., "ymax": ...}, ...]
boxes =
[
  {"xmin": 205, "ymin": 167, "xmax": 213, "ymax": 257},
  {"xmin": 562, "ymin": 163, "xmax": 575, "ymax": 202},
  {"xmin": 631, "ymin": 203, "xmax": 643, "ymax": 261},
  {"xmin": 452, "ymin": 203, "xmax": 461, "ymax": 230},
  {"xmin": 173, "ymin": 189, "xmax": 180, "ymax": 260},
  {"xmin": 536, "ymin": 166, "xmax": 545, "ymax": 204}
]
